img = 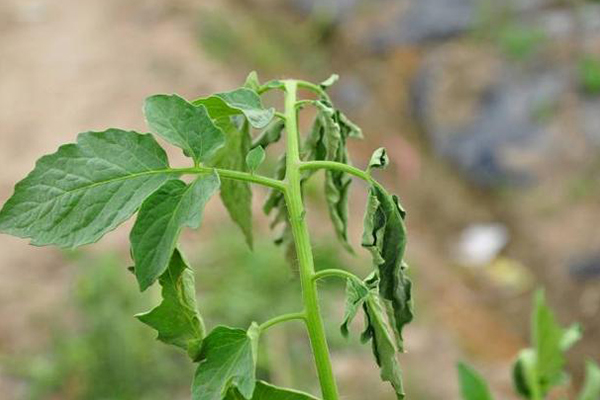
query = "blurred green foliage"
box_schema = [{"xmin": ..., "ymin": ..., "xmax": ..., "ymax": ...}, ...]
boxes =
[
  {"xmin": 579, "ymin": 55, "xmax": 600, "ymax": 95},
  {"xmin": 497, "ymin": 25, "xmax": 546, "ymax": 60}
]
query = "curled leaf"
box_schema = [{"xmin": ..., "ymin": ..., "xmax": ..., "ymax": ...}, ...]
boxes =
[
  {"xmin": 368, "ymin": 147, "xmax": 389, "ymax": 171},
  {"xmin": 320, "ymin": 74, "xmax": 339, "ymax": 89}
]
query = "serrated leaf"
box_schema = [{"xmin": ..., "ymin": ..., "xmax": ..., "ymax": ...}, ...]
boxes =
[
  {"xmin": 368, "ymin": 147, "xmax": 389, "ymax": 171},
  {"xmin": 362, "ymin": 184, "xmax": 413, "ymax": 351},
  {"xmin": 246, "ymin": 146, "xmax": 265, "ymax": 173},
  {"xmin": 0, "ymin": 129, "xmax": 177, "ymax": 248},
  {"xmin": 578, "ymin": 360, "xmax": 600, "ymax": 400},
  {"xmin": 458, "ymin": 362, "xmax": 495, "ymax": 400},
  {"xmin": 340, "ymin": 277, "xmax": 406, "ymax": 399},
  {"xmin": 253, "ymin": 120, "xmax": 285, "ymax": 149},
  {"xmin": 144, "ymin": 94, "xmax": 225, "ymax": 165},
  {"xmin": 211, "ymin": 117, "xmax": 254, "ymax": 249},
  {"xmin": 130, "ymin": 173, "xmax": 220, "ymax": 290},
  {"xmin": 136, "ymin": 248, "xmax": 205, "ymax": 356},
  {"xmin": 193, "ymin": 88, "xmax": 275, "ymax": 129},
  {"xmin": 320, "ymin": 74, "xmax": 339, "ymax": 88},
  {"xmin": 192, "ymin": 324, "xmax": 260, "ymax": 400},
  {"xmin": 226, "ymin": 381, "xmax": 320, "ymax": 400}
]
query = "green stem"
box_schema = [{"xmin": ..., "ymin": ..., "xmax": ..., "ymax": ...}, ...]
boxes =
[
  {"xmin": 299, "ymin": 160, "xmax": 387, "ymax": 192},
  {"xmin": 259, "ymin": 312, "xmax": 306, "ymax": 333},
  {"xmin": 296, "ymin": 80, "xmax": 332, "ymax": 102},
  {"xmin": 283, "ymin": 80, "xmax": 340, "ymax": 400},
  {"xmin": 174, "ymin": 166, "xmax": 285, "ymax": 191},
  {"xmin": 312, "ymin": 269, "xmax": 362, "ymax": 284}
]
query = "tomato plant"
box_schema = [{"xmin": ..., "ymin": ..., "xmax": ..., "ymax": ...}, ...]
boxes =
[{"xmin": 0, "ymin": 73, "xmax": 413, "ymax": 400}]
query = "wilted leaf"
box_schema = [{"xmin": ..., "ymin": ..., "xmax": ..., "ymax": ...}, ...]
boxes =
[
  {"xmin": 130, "ymin": 173, "xmax": 220, "ymax": 290},
  {"xmin": 458, "ymin": 362, "xmax": 495, "ymax": 400},
  {"xmin": 192, "ymin": 324, "xmax": 260, "ymax": 400},
  {"xmin": 0, "ymin": 129, "xmax": 177, "ymax": 248},
  {"xmin": 253, "ymin": 120, "xmax": 285, "ymax": 149},
  {"xmin": 362, "ymin": 184, "xmax": 413, "ymax": 351},
  {"xmin": 320, "ymin": 74, "xmax": 339, "ymax": 89},
  {"xmin": 368, "ymin": 147, "xmax": 389, "ymax": 171},
  {"xmin": 136, "ymin": 248, "xmax": 205, "ymax": 357},
  {"xmin": 211, "ymin": 117, "xmax": 254, "ymax": 248},
  {"xmin": 144, "ymin": 94, "xmax": 225, "ymax": 165}
]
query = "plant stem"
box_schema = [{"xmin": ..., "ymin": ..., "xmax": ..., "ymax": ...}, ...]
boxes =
[
  {"xmin": 174, "ymin": 166, "xmax": 285, "ymax": 191},
  {"xmin": 312, "ymin": 269, "xmax": 361, "ymax": 284},
  {"xmin": 283, "ymin": 80, "xmax": 340, "ymax": 400},
  {"xmin": 259, "ymin": 312, "xmax": 306, "ymax": 333}
]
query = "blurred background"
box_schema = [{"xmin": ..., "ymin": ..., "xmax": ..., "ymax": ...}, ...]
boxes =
[{"xmin": 0, "ymin": 0, "xmax": 599, "ymax": 399}]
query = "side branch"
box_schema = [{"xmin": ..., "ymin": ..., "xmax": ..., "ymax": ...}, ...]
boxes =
[
  {"xmin": 174, "ymin": 167, "xmax": 286, "ymax": 191},
  {"xmin": 312, "ymin": 269, "xmax": 362, "ymax": 284},
  {"xmin": 299, "ymin": 161, "xmax": 374, "ymax": 184},
  {"xmin": 259, "ymin": 312, "xmax": 307, "ymax": 333}
]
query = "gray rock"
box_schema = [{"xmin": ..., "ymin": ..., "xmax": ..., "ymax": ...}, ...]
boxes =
[{"xmin": 413, "ymin": 45, "xmax": 569, "ymax": 187}]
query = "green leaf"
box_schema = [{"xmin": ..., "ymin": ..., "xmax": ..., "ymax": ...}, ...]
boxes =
[
  {"xmin": 368, "ymin": 147, "xmax": 389, "ymax": 171},
  {"xmin": 136, "ymin": 248, "xmax": 205, "ymax": 356},
  {"xmin": 226, "ymin": 381, "xmax": 320, "ymax": 400},
  {"xmin": 0, "ymin": 129, "xmax": 177, "ymax": 248},
  {"xmin": 320, "ymin": 74, "xmax": 339, "ymax": 89},
  {"xmin": 578, "ymin": 360, "xmax": 600, "ymax": 400},
  {"xmin": 253, "ymin": 120, "xmax": 285, "ymax": 149},
  {"xmin": 458, "ymin": 362, "xmax": 494, "ymax": 400},
  {"xmin": 362, "ymin": 184, "xmax": 413, "ymax": 351},
  {"xmin": 246, "ymin": 146, "xmax": 266, "ymax": 173},
  {"xmin": 144, "ymin": 94, "xmax": 225, "ymax": 164},
  {"xmin": 533, "ymin": 289, "xmax": 572, "ymax": 395},
  {"xmin": 192, "ymin": 324, "xmax": 260, "ymax": 400},
  {"xmin": 193, "ymin": 88, "xmax": 275, "ymax": 129},
  {"xmin": 244, "ymin": 71, "xmax": 261, "ymax": 92},
  {"xmin": 130, "ymin": 173, "xmax": 220, "ymax": 290},
  {"xmin": 512, "ymin": 349, "xmax": 538, "ymax": 399},
  {"xmin": 340, "ymin": 277, "xmax": 406, "ymax": 399},
  {"xmin": 211, "ymin": 117, "xmax": 254, "ymax": 248}
]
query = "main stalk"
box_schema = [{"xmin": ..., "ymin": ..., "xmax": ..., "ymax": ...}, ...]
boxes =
[{"xmin": 283, "ymin": 80, "xmax": 340, "ymax": 400}]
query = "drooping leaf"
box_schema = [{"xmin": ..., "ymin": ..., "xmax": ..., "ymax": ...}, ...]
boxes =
[
  {"xmin": 193, "ymin": 88, "xmax": 275, "ymax": 129},
  {"xmin": 144, "ymin": 94, "xmax": 225, "ymax": 165},
  {"xmin": 320, "ymin": 74, "xmax": 339, "ymax": 89},
  {"xmin": 136, "ymin": 248, "xmax": 205, "ymax": 358},
  {"xmin": 578, "ymin": 360, "xmax": 600, "ymax": 400},
  {"xmin": 340, "ymin": 277, "xmax": 370, "ymax": 338},
  {"xmin": 226, "ymin": 381, "xmax": 320, "ymax": 400},
  {"xmin": 253, "ymin": 119, "xmax": 285, "ymax": 149},
  {"xmin": 130, "ymin": 173, "xmax": 220, "ymax": 290},
  {"xmin": 263, "ymin": 155, "xmax": 294, "ymax": 260},
  {"xmin": 340, "ymin": 277, "xmax": 406, "ymax": 399},
  {"xmin": 368, "ymin": 147, "xmax": 389, "ymax": 171},
  {"xmin": 246, "ymin": 146, "xmax": 266, "ymax": 173},
  {"xmin": 192, "ymin": 324, "xmax": 260, "ymax": 400},
  {"xmin": 0, "ymin": 129, "xmax": 177, "ymax": 248},
  {"xmin": 457, "ymin": 362, "xmax": 495, "ymax": 400},
  {"xmin": 211, "ymin": 117, "xmax": 254, "ymax": 248},
  {"xmin": 362, "ymin": 184, "xmax": 413, "ymax": 351},
  {"xmin": 325, "ymin": 170, "xmax": 353, "ymax": 252}
]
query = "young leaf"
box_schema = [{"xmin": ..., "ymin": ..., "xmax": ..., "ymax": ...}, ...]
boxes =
[
  {"xmin": 457, "ymin": 362, "xmax": 495, "ymax": 400},
  {"xmin": 362, "ymin": 184, "xmax": 413, "ymax": 351},
  {"xmin": 244, "ymin": 71, "xmax": 261, "ymax": 92},
  {"xmin": 226, "ymin": 381, "xmax": 320, "ymax": 400},
  {"xmin": 211, "ymin": 118, "xmax": 254, "ymax": 248},
  {"xmin": 192, "ymin": 324, "xmax": 260, "ymax": 400},
  {"xmin": 193, "ymin": 88, "xmax": 275, "ymax": 129},
  {"xmin": 144, "ymin": 94, "xmax": 225, "ymax": 164},
  {"xmin": 246, "ymin": 146, "xmax": 266, "ymax": 173},
  {"xmin": 0, "ymin": 129, "xmax": 177, "ymax": 248},
  {"xmin": 320, "ymin": 74, "xmax": 339, "ymax": 89},
  {"xmin": 136, "ymin": 248, "xmax": 205, "ymax": 357},
  {"xmin": 253, "ymin": 120, "xmax": 285, "ymax": 149},
  {"xmin": 130, "ymin": 173, "xmax": 220, "ymax": 291},
  {"xmin": 578, "ymin": 360, "xmax": 600, "ymax": 400},
  {"xmin": 368, "ymin": 147, "xmax": 389, "ymax": 171},
  {"xmin": 340, "ymin": 278, "xmax": 406, "ymax": 399}
]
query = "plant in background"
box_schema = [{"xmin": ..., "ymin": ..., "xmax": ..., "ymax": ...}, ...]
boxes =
[
  {"xmin": 0, "ymin": 73, "xmax": 413, "ymax": 400},
  {"xmin": 458, "ymin": 290, "xmax": 600, "ymax": 400}
]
